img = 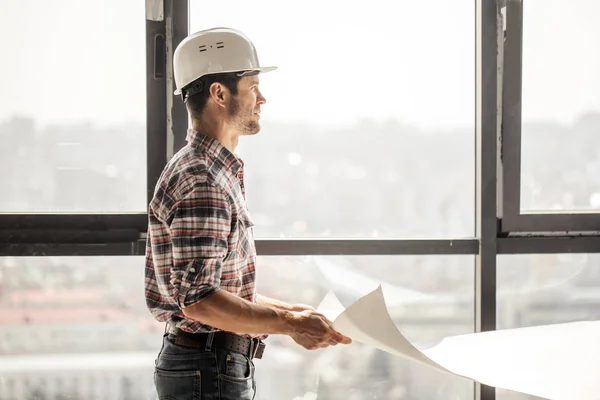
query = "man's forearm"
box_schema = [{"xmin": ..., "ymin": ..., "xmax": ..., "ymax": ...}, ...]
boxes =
[
  {"xmin": 256, "ymin": 294, "xmax": 294, "ymax": 311},
  {"xmin": 182, "ymin": 289, "xmax": 294, "ymax": 335}
]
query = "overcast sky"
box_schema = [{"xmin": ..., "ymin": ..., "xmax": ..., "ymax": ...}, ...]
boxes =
[{"xmin": 1, "ymin": 0, "xmax": 598, "ymax": 130}]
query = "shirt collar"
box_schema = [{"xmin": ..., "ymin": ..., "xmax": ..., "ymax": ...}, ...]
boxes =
[{"xmin": 186, "ymin": 129, "xmax": 244, "ymax": 174}]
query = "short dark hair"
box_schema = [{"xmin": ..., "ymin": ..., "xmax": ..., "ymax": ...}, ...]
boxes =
[{"xmin": 183, "ymin": 72, "xmax": 243, "ymax": 121}]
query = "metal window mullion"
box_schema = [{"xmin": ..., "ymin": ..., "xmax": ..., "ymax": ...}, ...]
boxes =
[
  {"xmin": 0, "ymin": 242, "xmax": 145, "ymax": 257},
  {"xmin": 164, "ymin": 0, "xmax": 189, "ymax": 159},
  {"xmin": 256, "ymin": 239, "xmax": 479, "ymax": 256},
  {"xmin": 0, "ymin": 214, "xmax": 147, "ymax": 231},
  {"xmin": 9, "ymin": 235, "xmax": 600, "ymax": 257},
  {"xmin": 256, "ymin": 238, "xmax": 479, "ymax": 256},
  {"xmin": 0, "ymin": 238, "xmax": 479, "ymax": 257},
  {"xmin": 504, "ymin": 212, "xmax": 600, "ymax": 233},
  {"xmin": 475, "ymin": 1, "xmax": 501, "ymax": 400},
  {"xmin": 166, "ymin": 0, "xmax": 190, "ymax": 153},
  {"xmin": 500, "ymin": 0, "xmax": 523, "ymax": 228},
  {"xmin": 498, "ymin": 236, "xmax": 600, "ymax": 254},
  {"xmin": 146, "ymin": 2, "xmax": 168, "ymax": 207}
]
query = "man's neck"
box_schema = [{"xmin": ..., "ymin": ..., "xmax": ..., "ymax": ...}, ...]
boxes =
[{"xmin": 192, "ymin": 117, "xmax": 239, "ymax": 153}]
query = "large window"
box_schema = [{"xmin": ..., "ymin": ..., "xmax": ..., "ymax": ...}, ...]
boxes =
[
  {"xmin": 3, "ymin": 1, "xmax": 600, "ymax": 400},
  {"xmin": 0, "ymin": 0, "xmax": 147, "ymax": 213},
  {"xmin": 520, "ymin": 1, "xmax": 600, "ymax": 212},
  {"xmin": 190, "ymin": 0, "xmax": 475, "ymax": 238},
  {"xmin": 501, "ymin": 0, "xmax": 600, "ymax": 232},
  {"xmin": 0, "ymin": 255, "xmax": 473, "ymax": 400}
]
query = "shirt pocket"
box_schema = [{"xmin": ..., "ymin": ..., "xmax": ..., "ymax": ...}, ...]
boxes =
[{"xmin": 235, "ymin": 211, "xmax": 256, "ymax": 260}]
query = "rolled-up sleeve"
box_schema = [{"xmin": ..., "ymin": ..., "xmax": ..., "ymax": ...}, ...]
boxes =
[{"xmin": 170, "ymin": 183, "xmax": 231, "ymax": 308}]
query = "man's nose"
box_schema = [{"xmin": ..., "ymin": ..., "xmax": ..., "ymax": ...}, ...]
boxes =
[{"xmin": 257, "ymin": 91, "xmax": 266, "ymax": 104}]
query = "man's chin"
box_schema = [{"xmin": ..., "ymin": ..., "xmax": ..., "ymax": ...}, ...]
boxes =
[{"xmin": 242, "ymin": 123, "xmax": 261, "ymax": 136}]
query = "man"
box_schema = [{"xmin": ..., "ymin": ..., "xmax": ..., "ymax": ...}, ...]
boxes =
[{"xmin": 145, "ymin": 27, "xmax": 352, "ymax": 399}]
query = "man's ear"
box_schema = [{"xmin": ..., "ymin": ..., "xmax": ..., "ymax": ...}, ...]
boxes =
[{"xmin": 209, "ymin": 82, "xmax": 227, "ymax": 109}]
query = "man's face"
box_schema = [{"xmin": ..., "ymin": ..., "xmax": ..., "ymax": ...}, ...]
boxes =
[{"xmin": 227, "ymin": 75, "xmax": 266, "ymax": 136}]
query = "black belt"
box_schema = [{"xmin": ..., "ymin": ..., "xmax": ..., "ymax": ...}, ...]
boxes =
[{"xmin": 171, "ymin": 328, "xmax": 266, "ymax": 360}]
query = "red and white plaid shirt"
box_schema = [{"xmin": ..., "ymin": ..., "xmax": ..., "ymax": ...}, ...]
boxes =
[{"xmin": 145, "ymin": 129, "xmax": 258, "ymax": 334}]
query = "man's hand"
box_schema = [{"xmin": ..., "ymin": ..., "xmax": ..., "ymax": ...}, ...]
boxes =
[
  {"xmin": 255, "ymin": 293, "xmax": 352, "ymax": 350},
  {"xmin": 287, "ymin": 303, "xmax": 316, "ymax": 312},
  {"xmin": 286, "ymin": 309, "xmax": 352, "ymax": 350}
]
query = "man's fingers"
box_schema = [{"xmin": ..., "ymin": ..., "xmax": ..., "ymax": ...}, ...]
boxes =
[
  {"xmin": 331, "ymin": 330, "xmax": 352, "ymax": 344},
  {"xmin": 340, "ymin": 334, "xmax": 352, "ymax": 344}
]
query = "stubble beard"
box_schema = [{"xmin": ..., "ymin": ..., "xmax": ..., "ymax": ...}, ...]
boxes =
[{"xmin": 228, "ymin": 97, "xmax": 261, "ymax": 136}]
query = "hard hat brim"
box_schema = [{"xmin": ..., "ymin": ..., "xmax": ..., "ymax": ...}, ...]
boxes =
[{"xmin": 174, "ymin": 66, "xmax": 278, "ymax": 95}]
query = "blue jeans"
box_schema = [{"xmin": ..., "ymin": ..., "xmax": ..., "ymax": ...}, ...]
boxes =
[{"xmin": 154, "ymin": 333, "xmax": 257, "ymax": 400}]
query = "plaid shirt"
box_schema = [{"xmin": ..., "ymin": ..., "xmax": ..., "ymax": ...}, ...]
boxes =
[{"xmin": 145, "ymin": 129, "xmax": 258, "ymax": 335}]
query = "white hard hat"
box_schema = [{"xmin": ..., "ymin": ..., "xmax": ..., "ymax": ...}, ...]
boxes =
[{"xmin": 173, "ymin": 27, "xmax": 277, "ymax": 96}]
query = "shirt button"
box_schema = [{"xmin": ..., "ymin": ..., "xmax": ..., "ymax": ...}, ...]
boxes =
[{"xmin": 190, "ymin": 268, "xmax": 196, "ymax": 273}]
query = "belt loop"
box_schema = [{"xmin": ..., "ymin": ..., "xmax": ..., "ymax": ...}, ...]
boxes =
[{"xmin": 205, "ymin": 332, "xmax": 215, "ymax": 352}]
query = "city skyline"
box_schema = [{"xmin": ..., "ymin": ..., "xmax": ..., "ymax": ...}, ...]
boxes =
[{"xmin": 1, "ymin": 1, "xmax": 599, "ymax": 129}]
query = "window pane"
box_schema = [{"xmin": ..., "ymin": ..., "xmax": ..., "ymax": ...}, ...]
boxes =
[
  {"xmin": 0, "ymin": 1, "xmax": 147, "ymax": 213},
  {"xmin": 0, "ymin": 256, "xmax": 161, "ymax": 399},
  {"xmin": 255, "ymin": 256, "xmax": 474, "ymax": 400},
  {"xmin": 520, "ymin": 1, "xmax": 600, "ymax": 211},
  {"xmin": 189, "ymin": 0, "xmax": 475, "ymax": 238},
  {"xmin": 0, "ymin": 255, "xmax": 473, "ymax": 399},
  {"xmin": 497, "ymin": 254, "xmax": 600, "ymax": 399}
]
